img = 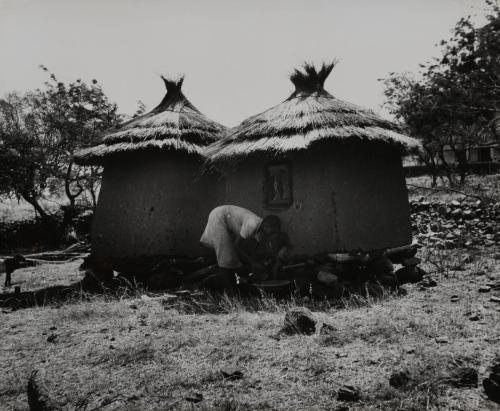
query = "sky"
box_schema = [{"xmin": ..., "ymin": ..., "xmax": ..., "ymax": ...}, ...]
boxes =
[{"xmin": 0, "ymin": 0, "xmax": 491, "ymax": 126}]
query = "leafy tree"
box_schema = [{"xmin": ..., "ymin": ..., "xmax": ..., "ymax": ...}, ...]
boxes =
[
  {"xmin": 0, "ymin": 68, "xmax": 120, "ymax": 241},
  {"xmin": 381, "ymin": 1, "xmax": 500, "ymax": 186}
]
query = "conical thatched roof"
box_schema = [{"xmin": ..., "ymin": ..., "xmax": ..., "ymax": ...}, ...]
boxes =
[
  {"xmin": 207, "ymin": 62, "xmax": 421, "ymax": 162},
  {"xmin": 74, "ymin": 76, "xmax": 226, "ymax": 165}
]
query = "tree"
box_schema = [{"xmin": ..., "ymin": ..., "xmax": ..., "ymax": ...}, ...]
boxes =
[
  {"xmin": 0, "ymin": 68, "xmax": 120, "ymax": 242},
  {"xmin": 381, "ymin": 1, "xmax": 500, "ymax": 186}
]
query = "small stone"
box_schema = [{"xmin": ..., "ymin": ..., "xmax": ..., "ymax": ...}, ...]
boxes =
[
  {"xmin": 469, "ymin": 313, "xmax": 481, "ymax": 321},
  {"xmin": 435, "ymin": 336, "xmax": 448, "ymax": 344},
  {"xmin": 220, "ymin": 367, "xmax": 244, "ymax": 380},
  {"xmin": 404, "ymin": 346, "xmax": 415, "ymax": 354},
  {"xmin": 389, "ymin": 370, "xmax": 411, "ymax": 389},
  {"xmin": 402, "ymin": 257, "xmax": 421, "ymax": 267},
  {"xmin": 479, "ymin": 286, "xmax": 491, "ymax": 293},
  {"xmin": 397, "ymin": 286, "xmax": 408, "ymax": 296},
  {"xmin": 282, "ymin": 307, "xmax": 316, "ymax": 335},
  {"xmin": 320, "ymin": 323, "xmax": 337, "ymax": 335},
  {"xmin": 450, "ymin": 295, "xmax": 459, "ymax": 302},
  {"xmin": 447, "ymin": 367, "xmax": 478, "ymax": 387},
  {"xmin": 185, "ymin": 392, "xmax": 203, "ymax": 403},
  {"xmin": 491, "ymin": 296, "xmax": 500, "ymax": 304},
  {"xmin": 421, "ymin": 277, "xmax": 437, "ymax": 288},
  {"xmin": 46, "ymin": 334, "xmax": 58, "ymax": 343},
  {"xmin": 337, "ymin": 385, "xmax": 360, "ymax": 402}
]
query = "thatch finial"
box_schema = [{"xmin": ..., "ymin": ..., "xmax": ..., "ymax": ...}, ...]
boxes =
[
  {"xmin": 290, "ymin": 61, "xmax": 337, "ymax": 93},
  {"xmin": 161, "ymin": 75, "xmax": 185, "ymax": 93}
]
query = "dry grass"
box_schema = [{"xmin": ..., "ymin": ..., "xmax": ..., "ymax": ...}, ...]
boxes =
[
  {"xmin": 1, "ymin": 250, "xmax": 500, "ymax": 410},
  {"xmin": 0, "ymin": 197, "xmax": 62, "ymax": 225}
]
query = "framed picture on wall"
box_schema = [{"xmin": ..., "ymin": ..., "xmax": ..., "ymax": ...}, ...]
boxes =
[{"xmin": 264, "ymin": 162, "xmax": 293, "ymax": 208}]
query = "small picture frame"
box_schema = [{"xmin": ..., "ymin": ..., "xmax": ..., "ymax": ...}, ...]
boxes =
[{"xmin": 264, "ymin": 162, "xmax": 293, "ymax": 208}]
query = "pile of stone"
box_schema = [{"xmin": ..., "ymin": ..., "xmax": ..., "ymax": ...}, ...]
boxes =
[
  {"xmin": 288, "ymin": 245, "xmax": 428, "ymax": 300},
  {"xmin": 410, "ymin": 198, "xmax": 500, "ymax": 249},
  {"xmin": 87, "ymin": 241, "xmax": 429, "ymax": 299}
]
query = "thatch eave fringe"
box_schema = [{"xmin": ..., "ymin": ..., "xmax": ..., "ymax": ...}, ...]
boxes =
[
  {"xmin": 73, "ymin": 137, "xmax": 207, "ymax": 166},
  {"xmin": 205, "ymin": 62, "xmax": 422, "ymax": 164},
  {"xmin": 206, "ymin": 126, "xmax": 422, "ymax": 163},
  {"xmin": 73, "ymin": 74, "xmax": 226, "ymax": 164}
]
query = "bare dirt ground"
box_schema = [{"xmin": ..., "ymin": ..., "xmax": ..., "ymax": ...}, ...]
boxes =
[{"xmin": 1, "ymin": 249, "xmax": 500, "ymax": 410}]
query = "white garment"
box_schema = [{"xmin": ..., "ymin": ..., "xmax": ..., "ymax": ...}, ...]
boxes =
[{"xmin": 200, "ymin": 205, "xmax": 263, "ymax": 269}]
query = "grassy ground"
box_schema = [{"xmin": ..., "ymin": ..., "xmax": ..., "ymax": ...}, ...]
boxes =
[
  {"xmin": 1, "ymin": 249, "xmax": 500, "ymax": 410},
  {"xmin": 1, "ymin": 175, "xmax": 499, "ymax": 410},
  {"xmin": 0, "ymin": 198, "xmax": 59, "ymax": 224}
]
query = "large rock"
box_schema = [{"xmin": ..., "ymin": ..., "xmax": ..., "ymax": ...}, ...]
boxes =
[
  {"xmin": 27, "ymin": 370, "xmax": 62, "ymax": 411},
  {"xmin": 395, "ymin": 265, "xmax": 425, "ymax": 285},
  {"xmin": 483, "ymin": 358, "xmax": 500, "ymax": 404},
  {"xmin": 282, "ymin": 307, "xmax": 316, "ymax": 335},
  {"xmin": 385, "ymin": 245, "xmax": 417, "ymax": 264},
  {"xmin": 317, "ymin": 271, "xmax": 339, "ymax": 287}
]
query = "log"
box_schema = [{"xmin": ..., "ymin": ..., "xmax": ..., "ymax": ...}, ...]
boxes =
[
  {"xmin": 281, "ymin": 262, "xmax": 308, "ymax": 271},
  {"xmin": 182, "ymin": 264, "xmax": 218, "ymax": 282}
]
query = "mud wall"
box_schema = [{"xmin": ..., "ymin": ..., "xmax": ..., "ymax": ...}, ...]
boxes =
[
  {"xmin": 221, "ymin": 143, "xmax": 412, "ymax": 254},
  {"xmin": 92, "ymin": 151, "xmax": 222, "ymax": 258}
]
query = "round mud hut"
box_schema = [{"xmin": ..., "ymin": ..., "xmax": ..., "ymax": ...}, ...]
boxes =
[
  {"xmin": 74, "ymin": 76, "xmax": 226, "ymax": 259},
  {"xmin": 206, "ymin": 63, "xmax": 421, "ymax": 255}
]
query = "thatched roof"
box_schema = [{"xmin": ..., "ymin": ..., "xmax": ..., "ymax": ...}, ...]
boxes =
[
  {"xmin": 206, "ymin": 62, "xmax": 421, "ymax": 162},
  {"xmin": 74, "ymin": 76, "xmax": 226, "ymax": 165}
]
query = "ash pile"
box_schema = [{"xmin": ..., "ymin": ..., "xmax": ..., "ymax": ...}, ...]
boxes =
[{"xmin": 411, "ymin": 198, "xmax": 500, "ymax": 249}]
